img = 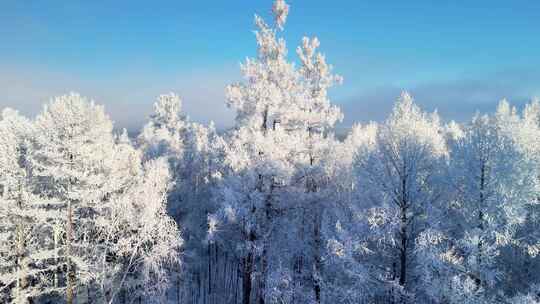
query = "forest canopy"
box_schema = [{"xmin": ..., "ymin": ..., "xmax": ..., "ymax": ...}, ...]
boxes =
[{"xmin": 1, "ymin": 1, "xmax": 540, "ymax": 304}]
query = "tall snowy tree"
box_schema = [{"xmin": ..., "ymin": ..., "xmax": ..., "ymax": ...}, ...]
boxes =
[
  {"xmin": 415, "ymin": 100, "xmax": 540, "ymax": 303},
  {"xmin": 24, "ymin": 93, "xmax": 182, "ymax": 303},
  {"xmin": 352, "ymin": 92, "xmax": 447, "ymax": 302},
  {"xmin": 139, "ymin": 92, "xmax": 228, "ymax": 304},
  {"xmin": 213, "ymin": 1, "xmax": 345, "ymax": 303},
  {"xmin": 0, "ymin": 109, "xmax": 62, "ymax": 304}
]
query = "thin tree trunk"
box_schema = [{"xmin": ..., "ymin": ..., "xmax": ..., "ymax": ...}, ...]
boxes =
[
  {"xmin": 293, "ymin": 209, "xmax": 306, "ymax": 304},
  {"xmin": 108, "ymin": 240, "xmax": 141, "ymax": 304},
  {"xmin": 16, "ymin": 230, "xmax": 21, "ymax": 304},
  {"xmin": 243, "ymin": 249, "xmax": 254, "ymax": 304},
  {"xmin": 390, "ymin": 262, "xmax": 396, "ymax": 304},
  {"xmin": 235, "ymin": 262, "xmax": 240, "ymax": 304},
  {"xmin": 87, "ymin": 284, "xmax": 91, "ymax": 304},
  {"xmin": 258, "ymin": 181, "xmax": 274, "ymax": 304},
  {"xmin": 476, "ymin": 162, "xmax": 486, "ymax": 288},
  {"xmin": 259, "ymin": 250, "xmax": 266, "ymax": 304},
  {"xmin": 208, "ymin": 244, "xmax": 212, "ymax": 299},
  {"xmin": 313, "ymin": 212, "xmax": 322, "ymax": 304},
  {"xmin": 398, "ymin": 171, "xmax": 409, "ymax": 290},
  {"xmin": 399, "ymin": 205, "xmax": 408, "ymax": 288},
  {"xmin": 67, "ymin": 153, "xmax": 76, "ymax": 304},
  {"xmin": 67, "ymin": 199, "xmax": 75, "ymax": 304},
  {"xmin": 54, "ymin": 226, "xmax": 59, "ymax": 289}
]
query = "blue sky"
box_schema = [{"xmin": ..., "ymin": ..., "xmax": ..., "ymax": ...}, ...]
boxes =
[{"xmin": 1, "ymin": 0, "xmax": 539, "ymax": 131}]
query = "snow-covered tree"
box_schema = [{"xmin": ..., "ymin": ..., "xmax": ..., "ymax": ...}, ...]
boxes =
[
  {"xmin": 138, "ymin": 92, "xmax": 228, "ymax": 304},
  {"xmin": 418, "ymin": 100, "xmax": 540, "ymax": 303},
  {"xmin": 0, "ymin": 109, "xmax": 62, "ymax": 304},
  {"xmin": 23, "ymin": 93, "xmax": 182, "ymax": 303},
  {"xmin": 318, "ymin": 122, "xmax": 378, "ymax": 303},
  {"xmin": 353, "ymin": 92, "xmax": 448, "ymax": 302},
  {"xmin": 4, "ymin": 2, "xmax": 540, "ymax": 303},
  {"xmin": 139, "ymin": 93, "xmax": 187, "ymax": 161},
  {"xmin": 92, "ymin": 157, "xmax": 182, "ymax": 303},
  {"xmin": 213, "ymin": 1, "xmax": 346, "ymax": 303}
]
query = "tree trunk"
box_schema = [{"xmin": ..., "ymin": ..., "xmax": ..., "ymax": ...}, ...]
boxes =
[
  {"xmin": 262, "ymin": 106, "xmax": 269, "ymax": 134},
  {"xmin": 476, "ymin": 162, "xmax": 486, "ymax": 289},
  {"xmin": 258, "ymin": 182, "xmax": 274, "ymax": 304},
  {"xmin": 390, "ymin": 262, "xmax": 397, "ymax": 304},
  {"xmin": 259, "ymin": 250, "xmax": 266, "ymax": 304},
  {"xmin": 313, "ymin": 211, "xmax": 322, "ymax": 304},
  {"xmin": 54, "ymin": 227, "xmax": 59, "ymax": 289},
  {"xmin": 87, "ymin": 284, "xmax": 91, "ymax": 304},
  {"xmin": 399, "ymin": 229, "xmax": 407, "ymax": 287},
  {"xmin": 398, "ymin": 164, "xmax": 409, "ymax": 290},
  {"xmin": 196, "ymin": 271, "xmax": 201, "ymax": 304},
  {"xmin": 235, "ymin": 262, "xmax": 240, "ymax": 304},
  {"xmin": 242, "ymin": 252, "xmax": 253, "ymax": 304},
  {"xmin": 67, "ymin": 155, "xmax": 76, "ymax": 304},
  {"xmin": 208, "ymin": 244, "xmax": 212, "ymax": 299},
  {"xmin": 16, "ymin": 238, "xmax": 21, "ymax": 304},
  {"xmin": 399, "ymin": 203, "xmax": 408, "ymax": 288},
  {"xmin": 293, "ymin": 209, "xmax": 306, "ymax": 304},
  {"xmin": 66, "ymin": 200, "xmax": 75, "ymax": 304}
]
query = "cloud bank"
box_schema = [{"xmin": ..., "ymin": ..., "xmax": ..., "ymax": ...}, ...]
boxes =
[
  {"xmin": 1, "ymin": 64, "xmax": 538, "ymax": 135},
  {"xmin": 339, "ymin": 67, "xmax": 540, "ymax": 128}
]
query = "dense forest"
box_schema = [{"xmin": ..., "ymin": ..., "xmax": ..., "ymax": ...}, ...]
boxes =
[{"xmin": 2, "ymin": 1, "xmax": 540, "ymax": 303}]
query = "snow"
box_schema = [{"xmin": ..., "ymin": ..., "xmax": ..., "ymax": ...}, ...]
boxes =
[{"xmin": 2, "ymin": 1, "xmax": 540, "ymax": 303}]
